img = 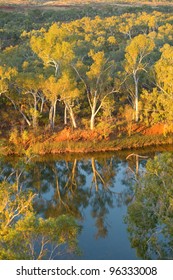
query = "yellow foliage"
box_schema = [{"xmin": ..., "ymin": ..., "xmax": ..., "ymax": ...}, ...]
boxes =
[
  {"xmin": 125, "ymin": 34, "xmax": 155, "ymax": 72},
  {"xmin": 22, "ymin": 61, "xmax": 29, "ymax": 70},
  {"xmin": 107, "ymin": 36, "xmax": 117, "ymax": 45},
  {"xmin": 9, "ymin": 128, "xmax": 19, "ymax": 146},
  {"xmin": 155, "ymin": 44, "xmax": 173, "ymax": 94},
  {"xmin": 0, "ymin": 66, "xmax": 17, "ymax": 94},
  {"xmin": 43, "ymin": 72, "xmax": 79, "ymax": 103},
  {"xmin": 87, "ymin": 50, "xmax": 106, "ymax": 79},
  {"xmin": 30, "ymin": 23, "xmax": 75, "ymax": 68},
  {"xmin": 21, "ymin": 130, "xmax": 30, "ymax": 146}
]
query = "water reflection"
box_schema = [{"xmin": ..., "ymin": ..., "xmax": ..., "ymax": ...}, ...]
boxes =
[{"xmin": 1, "ymin": 150, "xmax": 173, "ymax": 259}]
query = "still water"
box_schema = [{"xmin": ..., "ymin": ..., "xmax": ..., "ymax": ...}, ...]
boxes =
[{"xmin": 1, "ymin": 147, "xmax": 173, "ymax": 260}]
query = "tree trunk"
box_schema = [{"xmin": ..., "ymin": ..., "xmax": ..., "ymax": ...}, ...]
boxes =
[
  {"xmin": 65, "ymin": 103, "xmax": 77, "ymax": 129},
  {"xmin": 49, "ymin": 100, "xmax": 57, "ymax": 129},
  {"xmin": 33, "ymin": 93, "xmax": 38, "ymax": 129},
  {"xmin": 4, "ymin": 93, "xmax": 31, "ymax": 126},
  {"xmin": 90, "ymin": 96, "xmax": 97, "ymax": 130},
  {"xmin": 53, "ymin": 100, "xmax": 57, "ymax": 129},
  {"xmin": 64, "ymin": 105, "xmax": 67, "ymax": 125},
  {"xmin": 91, "ymin": 157, "xmax": 98, "ymax": 192},
  {"xmin": 134, "ymin": 73, "xmax": 139, "ymax": 122},
  {"xmin": 40, "ymin": 96, "xmax": 45, "ymax": 113},
  {"xmin": 19, "ymin": 110, "xmax": 31, "ymax": 127},
  {"xmin": 69, "ymin": 106, "xmax": 77, "ymax": 129},
  {"xmin": 49, "ymin": 105, "xmax": 54, "ymax": 129},
  {"xmin": 90, "ymin": 113, "xmax": 95, "ymax": 130}
]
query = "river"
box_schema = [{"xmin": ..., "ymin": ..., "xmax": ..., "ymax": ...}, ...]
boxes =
[{"xmin": 1, "ymin": 146, "xmax": 173, "ymax": 260}]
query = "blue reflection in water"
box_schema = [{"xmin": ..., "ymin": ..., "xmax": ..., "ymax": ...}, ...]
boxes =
[{"xmin": 74, "ymin": 162, "xmax": 138, "ymax": 260}]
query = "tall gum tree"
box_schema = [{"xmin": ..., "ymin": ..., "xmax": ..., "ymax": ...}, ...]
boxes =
[
  {"xmin": 16, "ymin": 73, "xmax": 44, "ymax": 129},
  {"xmin": 43, "ymin": 75, "xmax": 60, "ymax": 130},
  {"xmin": 119, "ymin": 13, "xmax": 137, "ymax": 39},
  {"xmin": 30, "ymin": 23, "xmax": 76, "ymax": 129},
  {"xmin": 155, "ymin": 44, "xmax": 173, "ymax": 95},
  {"xmin": 147, "ymin": 43, "xmax": 173, "ymax": 131},
  {"xmin": 30, "ymin": 23, "xmax": 75, "ymax": 77},
  {"xmin": 124, "ymin": 34, "xmax": 155, "ymax": 122},
  {"xmin": 73, "ymin": 50, "xmax": 116, "ymax": 130},
  {"xmin": 0, "ymin": 66, "xmax": 32, "ymax": 126},
  {"xmin": 43, "ymin": 72, "xmax": 79, "ymax": 129},
  {"xmin": 56, "ymin": 72, "xmax": 80, "ymax": 129}
]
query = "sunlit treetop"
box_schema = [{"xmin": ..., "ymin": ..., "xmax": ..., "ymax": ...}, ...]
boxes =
[
  {"xmin": 0, "ymin": 66, "xmax": 17, "ymax": 95},
  {"xmin": 155, "ymin": 44, "xmax": 173, "ymax": 94},
  {"xmin": 125, "ymin": 34, "xmax": 155, "ymax": 73}
]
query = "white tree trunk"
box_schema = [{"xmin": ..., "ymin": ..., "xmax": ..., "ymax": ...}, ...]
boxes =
[
  {"xmin": 49, "ymin": 105, "xmax": 54, "ymax": 129},
  {"xmin": 33, "ymin": 92, "xmax": 38, "ymax": 129},
  {"xmin": 134, "ymin": 73, "xmax": 139, "ymax": 122},
  {"xmin": 53, "ymin": 100, "xmax": 57, "ymax": 129},
  {"xmin": 90, "ymin": 95, "xmax": 97, "ymax": 130},
  {"xmin": 64, "ymin": 105, "xmax": 67, "ymax": 125},
  {"xmin": 90, "ymin": 112, "xmax": 95, "ymax": 130},
  {"xmin": 66, "ymin": 103, "xmax": 77, "ymax": 129}
]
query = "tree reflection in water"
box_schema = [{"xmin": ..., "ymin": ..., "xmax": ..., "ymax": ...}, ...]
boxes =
[
  {"xmin": 90, "ymin": 157, "xmax": 117, "ymax": 238},
  {"xmin": 40, "ymin": 155, "xmax": 121, "ymax": 240},
  {"xmin": 3, "ymin": 152, "xmax": 173, "ymax": 259},
  {"xmin": 0, "ymin": 153, "xmax": 123, "ymax": 259}
]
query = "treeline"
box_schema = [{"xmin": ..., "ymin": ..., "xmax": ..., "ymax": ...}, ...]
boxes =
[{"xmin": 1, "ymin": 8, "xmax": 173, "ymax": 138}]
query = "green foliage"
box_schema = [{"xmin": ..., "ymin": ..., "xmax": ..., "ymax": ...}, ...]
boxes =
[
  {"xmin": 0, "ymin": 213, "xmax": 80, "ymax": 260},
  {"xmin": 126, "ymin": 152, "xmax": 173, "ymax": 259},
  {"xmin": 0, "ymin": 178, "xmax": 81, "ymax": 259}
]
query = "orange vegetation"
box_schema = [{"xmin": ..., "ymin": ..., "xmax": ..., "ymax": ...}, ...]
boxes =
[
  {"xmin": 131, "ymin": 123, "xmax": 164, "ymax": 135},
  {"xmin": 142, "ymin": 123, "xmax": 165, "ymax": 135},
  {"xmin": 49, "ymin": 127, "xmax": 105, "ymax": 142},
  {"xmin": 46, "ymin": 123, "xmax": 165, "ymax": 145}
]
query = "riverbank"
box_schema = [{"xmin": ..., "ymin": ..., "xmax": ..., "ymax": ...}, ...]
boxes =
[
  {"xmin": 1, "ymin": 132, "xmax": 173, "ymax": 156},
  {"xmin": 29, "ymin": 134, "xmax": 173, "ymax": 155}
]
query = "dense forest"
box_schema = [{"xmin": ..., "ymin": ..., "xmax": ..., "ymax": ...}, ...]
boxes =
[{"xmin": 1, "ymin": 2, "xmax": 173, "ymax": 154}]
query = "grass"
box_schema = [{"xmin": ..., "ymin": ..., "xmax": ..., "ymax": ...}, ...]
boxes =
[{"xmin": 2, "ymin": 133, "xmax": 171, "ymax": 156}]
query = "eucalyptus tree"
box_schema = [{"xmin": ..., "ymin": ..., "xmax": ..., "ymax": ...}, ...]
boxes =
[
  {"xmin": 73, "ymin": 50, "xmax": 116, "ymax": 130},
  {"xmin": 56, "ymin": 71, "xmax": 80, "ymax": 129},
  {"xmin": 43, "ymin": 71, "xmax": 79, "ymax": 129},
  {"xmin": 124, "ymin": 34, "xmax": 155, "ymax": 122},
  {"xmin": 30, "ymin": 23, "xmax": 75, "ymax": 77},
  {"xmin": 140, "ymin": 43, "xmax": 173, "ymax": 131},
  {"xmin": 16, "ymin": 73, "xmax": 44, "ymax": 129},
  {"xmin": 0, "ymin": 161, "xmax": 81, "ymax": 260},
  {"xmin": 0, "ymin": 66, "xmax": 32, "ymax": 127},
  {"xmin": 126, "ymin": 153, "xmax": 173, "ymax": 259},
  {"xmin": 119, "ymin": 13, "xmax": 138, "ymax": 39}
]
